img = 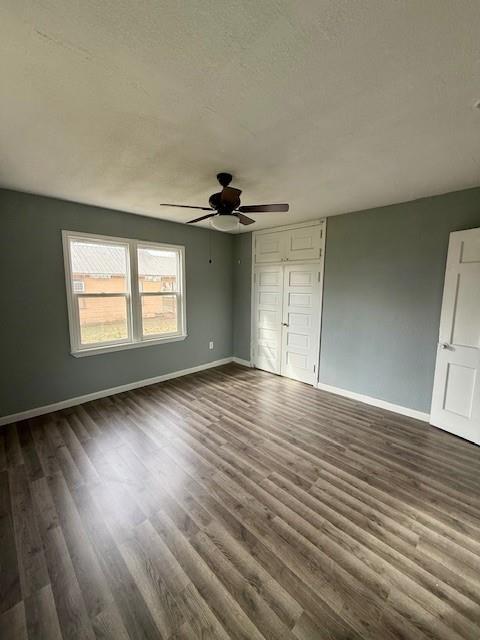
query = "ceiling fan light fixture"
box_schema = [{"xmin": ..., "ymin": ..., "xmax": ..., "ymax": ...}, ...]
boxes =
[{"xmin": 210, "ymin": 215, "xmax": 239, "ymax": 232}]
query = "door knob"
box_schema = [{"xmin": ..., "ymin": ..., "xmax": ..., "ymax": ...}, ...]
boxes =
[
  {"xmin": 439, "ymin": 342, "xmax": 452, "ymax": 350},
  {"xmin": 281, "ymin": 322, "xmax": 289, "ymax": 327}
]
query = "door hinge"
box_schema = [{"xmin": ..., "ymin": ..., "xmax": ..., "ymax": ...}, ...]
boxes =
[
  {"xmin": 313, "ymin": 364, "xmax": 316, "ymax": 373},
  {"xmin": 318, "ymin": 271, "xmax": 321, "ymax": 282}
]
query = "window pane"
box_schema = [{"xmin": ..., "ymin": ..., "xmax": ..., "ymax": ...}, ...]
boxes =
[
  {"xmin": 70, "ymin": 240, "xmax": 128, "ymax": 293},
  {"xmin": 141, "ymin": 295, "xmax": 178, "ymax": 336},
  {"xmin": 79, "ymin": 296, "xmax": 128, "ymax": 345},
  {"xmin": 138, "ymin": 247, "xmax": 178, "ymax": 293},
  {"xmin": 73, "ymin": 280, "xmax": 85, "ymax": 293}
]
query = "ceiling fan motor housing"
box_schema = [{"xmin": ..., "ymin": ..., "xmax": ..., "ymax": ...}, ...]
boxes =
[{"xmin": 209, "ymin": 191, "xmax": 240, "ymax": 214}]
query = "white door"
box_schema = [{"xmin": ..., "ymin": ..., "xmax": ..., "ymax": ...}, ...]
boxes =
[
  {"xmin": 281, "ymin": 264, "xmax": 321, "ymax": 384},
  {"xmin": 254, "ymin": 232, "xmax": 285, "ymax": 263},
  {"xmin": 285, "ymin": 225, "xmax": 322, "ymax": 262},
  {"xmin": 430, "ymin": 228, "xmax": 480, "ymax": 445},
  {"xmin": 253, "ymin": 265, "xmax": 283, "ymax": 374}
]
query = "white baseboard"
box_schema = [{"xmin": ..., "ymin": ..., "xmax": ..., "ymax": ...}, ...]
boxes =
[
  {"xmin": 0, "ymin": 357, "xmax": 233, "ymax": 427},
  {"xmin": 232, "ymin": 357, "xmax": 252, "ymax": 367},
  {"xmin": 316, "ymin": 382, "xmax": 430, "ymax": 422},
  {"xmin": 1, "ymin": 361, "xmax": 430, "ymax": 428}
]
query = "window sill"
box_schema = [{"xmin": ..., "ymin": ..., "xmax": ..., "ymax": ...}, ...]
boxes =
[{"xmin": 71, "ymin": 334, "xmax": 188, "ymax": 357}]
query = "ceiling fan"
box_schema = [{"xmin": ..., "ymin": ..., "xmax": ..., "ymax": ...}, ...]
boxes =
[{"xmin": 159, "ymin": 173, "xmax": 289, "ymax": 231}]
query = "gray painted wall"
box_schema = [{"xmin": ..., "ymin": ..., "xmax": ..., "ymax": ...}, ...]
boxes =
[
  {"xmin": 232, "ymin": 233, "xmax": 252, "ymax": 361},
  {"xmin": 228, "ymin": 187, "xmax": 480, "ymax": 414},
  {"xmin": 320, "ymin": 187, "xmax": 480, "ymax": 412},
  {"xmin": 3, "ymin": 185, "xmax": 480, "ymax": 418},
  {"xmin": 0, "ymin": 189, "xmax": 233, "ymax": 417}
]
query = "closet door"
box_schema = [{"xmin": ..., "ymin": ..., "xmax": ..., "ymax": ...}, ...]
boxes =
[
  {"xmin": 253, "ymin": 265, "xmax": 284, "ymax": 374},
  {"xmin": 254, "ymin": 232, "xmax": 286, "ymax": 263},
  {"xmin": 285, "ymin": 225, "xmax": 322, "ymax": 261},
  {"xmin": 281, "ymin": 264, "xmax": 321, "ymax": 384}
]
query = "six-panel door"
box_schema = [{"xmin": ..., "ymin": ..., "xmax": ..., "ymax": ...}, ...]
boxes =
[{"xmin": 430, "ymin": 228, "xmax": 480, "ymax": 444}]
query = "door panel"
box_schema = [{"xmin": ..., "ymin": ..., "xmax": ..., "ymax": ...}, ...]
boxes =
[
  {"xmin": 443, "ymin": 363, "xmax": 476, "ymax": 417},
  {"xmin": 431, "ymin": 228, "xmax": 480, "ymax": 444},
  {"xmin": 254, "ymin": 225, "xmax": 323, "ymax": 264},
  {"xmin": 451, "ymin": 271, "xmax": 480, "ymax": 346},
  {"xmin": 253, "ymin": 266, "xmax": 283, "ymax": 374},
  {"xmin": 281, "ymin": 264, "xmax": 321, "ymax": 384},
  {"xmin": 254, "ymin": 232, "xmax": 285, "ymax": 263},
  {"xmin": 285, "ymin": 226, "xmax": 322, "ymax": 261}
]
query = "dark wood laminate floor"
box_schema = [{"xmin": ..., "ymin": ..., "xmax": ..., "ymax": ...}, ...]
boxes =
[{"xmin": 1, "ymin": 364, "xmax": 480, "ymax": 640}]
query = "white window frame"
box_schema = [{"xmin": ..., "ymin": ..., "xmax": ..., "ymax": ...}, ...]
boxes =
[{"xmin": 62, "ymin": 230, "xmax": 187, "ymax": 357}]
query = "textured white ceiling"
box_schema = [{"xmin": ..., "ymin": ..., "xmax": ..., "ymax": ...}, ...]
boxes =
[{"xmin": 1, "ymin": 1, "xmax": 479, "ymax": 232}]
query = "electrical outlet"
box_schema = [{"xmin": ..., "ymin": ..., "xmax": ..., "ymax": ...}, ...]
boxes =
[{"xmin": 209, "ymin": 341, "xmax": 214, "ymax": 350}]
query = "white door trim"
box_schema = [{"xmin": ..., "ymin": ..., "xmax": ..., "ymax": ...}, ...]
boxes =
[{"xmin": 316, "ymin": 218, "xmax": 327, "ymax": 385}]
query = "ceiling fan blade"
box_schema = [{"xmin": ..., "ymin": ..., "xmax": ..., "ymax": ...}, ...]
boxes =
[
  {"xmin": 220, "ymin": 187, "xmax": 242, "ymax": 206},
  {"xmin": 187, "ymin": 213, "xmax": 217, "ymax": 224},
  {"xmin": 159, "ymin": 203, "xmax": 212, "ymax": 211},
  {"xmin": 237, "ymin": 203, "xmax": 289, "ymax": 213},
  {"xmin": 236, "ymin": 213, "xmax": 255, "ymax": 225}
]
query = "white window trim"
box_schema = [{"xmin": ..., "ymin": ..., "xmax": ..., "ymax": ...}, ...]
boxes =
[{"xmin": 62, "ymin": 230, "xmax": 187, "ymax": 357}]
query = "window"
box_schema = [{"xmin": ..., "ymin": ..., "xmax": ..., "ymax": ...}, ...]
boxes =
[
  {"xmin": 73, "ymin": 280, "xmax": 85, "ymax": 293},
  {"xmin": 63, "ymin": 231, "xmax": 186, "ymax": 356}
]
